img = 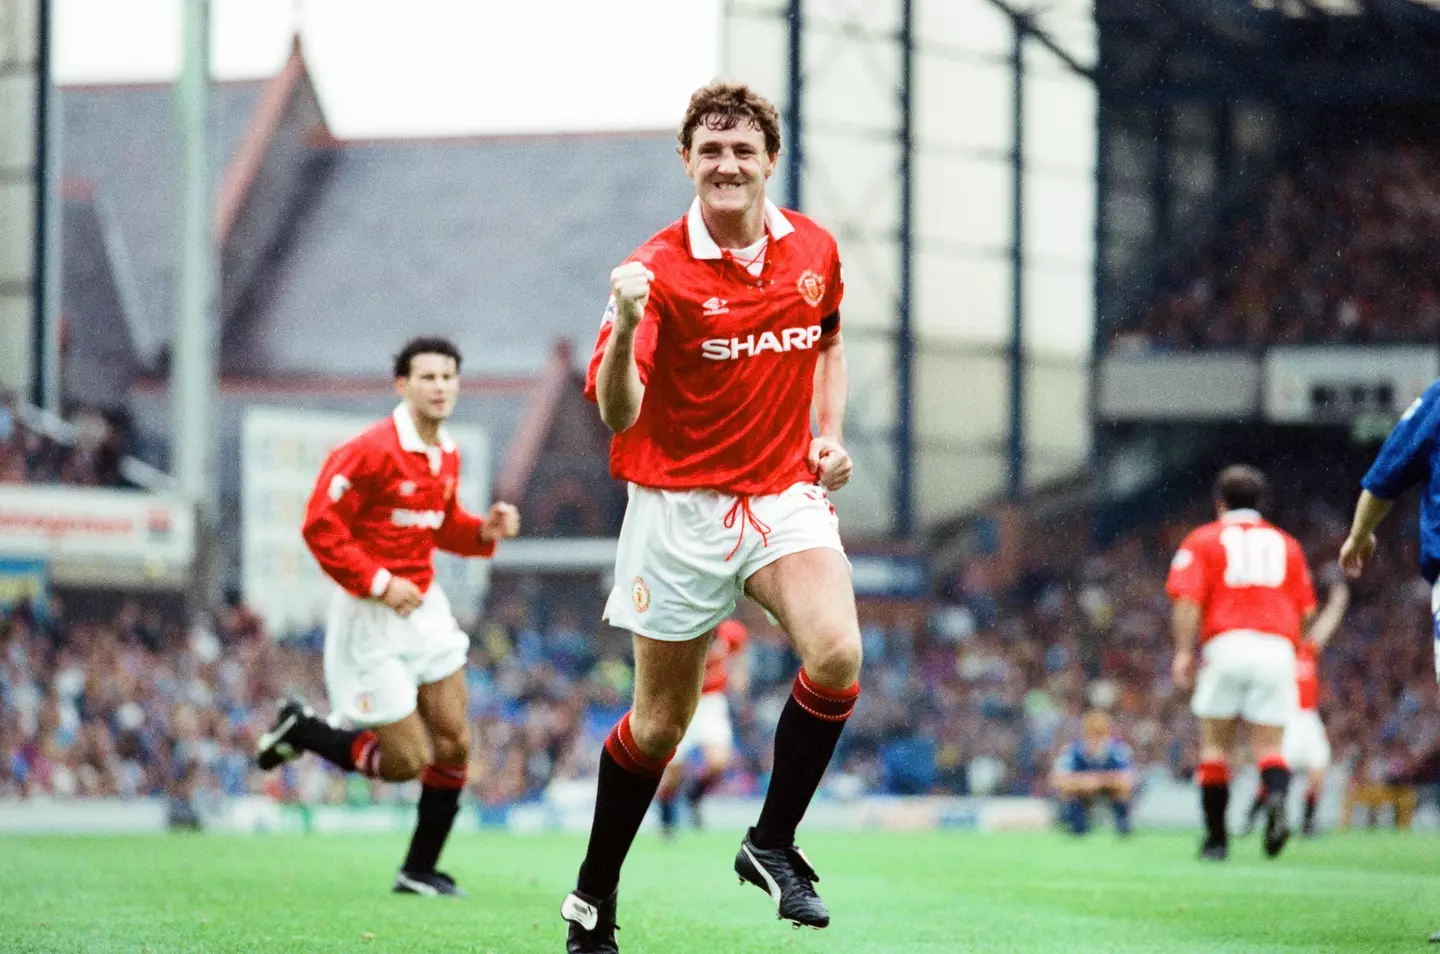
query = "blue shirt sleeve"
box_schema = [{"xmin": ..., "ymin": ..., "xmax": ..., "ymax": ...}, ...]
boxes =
[
  {"xmin": 1363, "ymin": 381, "xmax": 1440, "ymax": 500},
  {"xmin": 1054, "ymin": 745, "xmax": 1078, "ymax": 774},
  {"xmin": 1109, "ymin": 742, "xmax": 1134, "ymax": 771}
]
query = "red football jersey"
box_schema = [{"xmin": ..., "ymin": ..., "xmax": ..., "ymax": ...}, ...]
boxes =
[
  {"xmin": 1296, "ymin": 641, "xmax": 1319, "ymax": 711},
  {"xmin": 302, "ymin": 406, "xmax": 495, "ymax": 599},
  {"xmin": 701, "ymin": 619, "xmax": 748, "ymax": 695},
  {"xmin": 585, "ymin": 199, "xmax": 843, "ymax": 496},
  {"xmin": 1166, "ymin": 510, "xmax": 1318, "ymax": 647}
]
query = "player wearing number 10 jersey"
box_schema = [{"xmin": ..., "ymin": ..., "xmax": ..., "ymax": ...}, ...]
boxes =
[{"xmin": 1167, "ymin": 465, "xmax": 1318, "ymax": 862}]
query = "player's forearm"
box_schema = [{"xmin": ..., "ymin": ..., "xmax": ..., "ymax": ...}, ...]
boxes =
[
  {"xmin": 1307, "ymin": 584, "xmax": 1350, "ymax": 648},
  {"xmin": 596, "ymin": 326, "xmax": 646, "ymax": 432},
  {"xmin": 434, "ymin": 508, "xmax": 497, "ymax": 558},
  {"xmin": 1349, "ymin": 490, "xmax": 1393, "ymax": 540},
  {"xmin": 812, "ymin": 336, "xmax": 847, "ymax": 442},
  {"xmin": 304, "ymin": 519, "xmax": 388, "ymax": 597},
  {"xmin": 1172, "ymin": 599, "xmax": 1202, "ymax": 656}
]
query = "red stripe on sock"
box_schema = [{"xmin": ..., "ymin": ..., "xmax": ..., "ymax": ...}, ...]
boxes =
[
  {"xmin": 603, "ymin": 712, "xmax": 673, "ymax": 779},
  {"xmin": 1196, "ymin": 759, "xmax": 1229, "ymax": 787},
  {"xmin": 351, "ymin": 731, "xmax": 381, "ymax": 778},
  {"xmin": 1257, "ymin": 754, "xmax": 1288, "ymax": 772},
  {"xmin": 792, "ymin": 669, "xmax": 859, "ymax": 722},
  {"xmin": 421, "ymin": 764, "xmax": 468, "ymax": 790}
]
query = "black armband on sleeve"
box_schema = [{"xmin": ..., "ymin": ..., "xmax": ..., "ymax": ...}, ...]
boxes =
[{"xmin": 820, "ymin": 311, "xmax": 840, "ymax": 335}]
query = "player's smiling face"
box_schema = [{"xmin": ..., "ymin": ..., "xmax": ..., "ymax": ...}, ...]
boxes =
[
  {"xmin": 684, "ymin": 118, "xmax": 775, "ymax": 217},
  {"xmin": 395, "ymin": 352, "xmax": 459, "ymax": 424}
]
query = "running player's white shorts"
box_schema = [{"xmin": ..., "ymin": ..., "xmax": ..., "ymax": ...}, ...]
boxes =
[
  {"xmin": 1190, "ymin": 629, "xmax": 1298, "ymax": 726},
  {"xmin": 1281, "ymin": 709, "xmax": 1331, "ymax": 772},
  {"xmin": 323, "ymin": 582, "xmax": 469, "ymax": 727},
  {"xmin": 675, "ymin": 691, "xmax": 734, "ymax": 760},
  {"xmin": 603, "ymin": 481, "xmax": 846, "ymax": 641}
]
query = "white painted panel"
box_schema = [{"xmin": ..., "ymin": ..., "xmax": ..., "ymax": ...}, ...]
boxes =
[
  {"xmin": 723, "ymin": 9, "xmax": 790, "ymax": 106},
  {"xmin": 0, "ymin": 295, "xmax": 30, "ymax": 396},
  {"xmin": 1023, "ymin": 263, "xmax": 1093, "ymax": 359},
  {"xmin": 802, "ymin": 130, "xmax": 901, "ymax": 232},
  {"xmin": 917, "ymin": 249, "xmax": 1008, "ymax": 344},
  {"xmin": 0, "ymin": 75, "xmax": 35, "ymax": 170},
  {"xmin": 802, "ymin": 33, "xmax": 900, "ymax": 128},
  {"xmin": 917, "ymin": 448, "xmax": 1006, "ymax": 526},
  {"xmin": 916, "ymin": 55, "xmax": 1011, "ymax": 154},
  {"xmin": 1024, "ymin": 359, "xmax": 1090, "ymax": 464},
  {"xmin": 0, "ymin": 181, "xmax": 33, "ymax": 283},
  {"xmin": 807, "ymin": 0, "xmax": 901, "ymax": 34},
  {"xmin": 729, "ymin": 0, "xmax": 787, "ymax": 15},
  {"xmin": 832, "ymin": 232, "xmax": 898, "ymax": 331},
  {"xmin": 1024, "ymin": 169, "xmax": 1093, "ymax": 266},
  {"xmin": 917, "ymin": 0, "xmax": 1011, "ymax": 58},
  {"xmin": 918, "ymin": 350, "xmax": 1007, "ymax": 442},
  {"xmin": 915, "ymin": 153, "xmax": 1010, "ymax": 249},
  {"xmin": 1023, "ymin": 71, "xmax": 1095, "ymax": 173}
]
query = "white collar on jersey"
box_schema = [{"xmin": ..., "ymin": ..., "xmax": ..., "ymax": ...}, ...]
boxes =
[
  {"xmin": 392, "ymin": 403, "xmax": 456, "ymax": 454},
  {"xmin": 686, "ymin": 197, "xmax": 795, "ymax": 260},
  {"xmin": 1221, "ymin": 508, "xmax": 1262, "ymax": 523}
]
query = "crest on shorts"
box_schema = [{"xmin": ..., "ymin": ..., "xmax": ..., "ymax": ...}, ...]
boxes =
[
  {"xmin": 356, "ymin": 692, "xmax": 373, "ymax": 715},
  {"xmin": 797, "ymin": 270, "xmax": 826, "ymax": 307},
  {"xmin": 631, "ymin": 576, "xmax": 651, "ymax": 614}
]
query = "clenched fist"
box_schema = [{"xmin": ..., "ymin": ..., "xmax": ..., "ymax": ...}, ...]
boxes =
[
  {"xmin": 609, "ymin": 262, "xmax": 654, "ymax": 333},
  {"xmin": 381, "ymin": 576, "xmax": 425, "ymax": 617},
  {"xmin": 807, "ymin": 437, "xmax": 853, "ymax": 491},
  {"xmin": 481, "ymin": 501, "xmax": 521, "ymax": 542}
]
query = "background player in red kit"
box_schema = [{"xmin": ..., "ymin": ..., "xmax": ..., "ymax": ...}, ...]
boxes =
[
  {"xmin": 560, "ymin": 82, "xmax": 861, "ymax": 953},
  {"xmin": 1168, "ymin": 465, "xmax": 1318, "ymax": 862},
  {"xmin": 655, "ymin": 617, "xmax": 750, "ymax": 837},
  {"xmin": 1244, "ymin": 575, "xmax": 1348, "ymax": 837},
  {"xmin": 255, "ymin": 337, "xmax": 520, "ymax": 896}
]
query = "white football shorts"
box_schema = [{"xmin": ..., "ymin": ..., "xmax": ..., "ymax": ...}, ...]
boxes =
[
  {"xmin": 1281, "ymin": 709, "xmax": 1332, "ymax": 772},
  {"xmin": 1190, "ymin": 629, "xmax": 1298, "ymax": 726},
  {"xmin": 675, "ymin": 691, "xmax": 735, "ymax": 760},
  {"xmin": 603, "ymin": 481, "xmax": 846, "ymax": 641},
  {"xmin": 323, "ymin": 582, "xmax": 469, "ymax": 727}
]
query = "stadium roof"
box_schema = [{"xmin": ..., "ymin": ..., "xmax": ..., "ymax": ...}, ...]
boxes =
[
  {"xmin": 1097, "ymin": 0, "xmax": 1440, "ymax": 101},
  {"xmin": 60, "ymin": 45, "xmax": 691, "ymax": 381}
]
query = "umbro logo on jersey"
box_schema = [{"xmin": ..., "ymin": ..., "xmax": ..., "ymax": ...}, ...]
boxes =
[
  {"xmin": 703, "ymin": 297, "xmax": 729, "ymax": 316},
  {"xmin": 701, "ymin": 325, "xmax": 823, "ymax": 361}
]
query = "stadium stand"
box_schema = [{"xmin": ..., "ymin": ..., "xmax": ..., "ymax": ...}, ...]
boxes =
[{"xmin": 1109, "ymin": 139, "xmax": 1440, "ymax": 352}]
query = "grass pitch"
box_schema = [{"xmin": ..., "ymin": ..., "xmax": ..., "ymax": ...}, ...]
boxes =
[{"xmin": 1, "ymin": 828, "xmax": 1435, "ymax": 952}]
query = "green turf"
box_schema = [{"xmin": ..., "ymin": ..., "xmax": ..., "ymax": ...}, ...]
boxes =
[{"xmin": 1, "ymin": 828, "xmax": 1436, "ymax": 952}]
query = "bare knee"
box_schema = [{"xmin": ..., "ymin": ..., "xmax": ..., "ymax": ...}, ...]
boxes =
[
  {"xmin": 430, "ymin": 724, "xmax": 471, "ymax": 767},
  {"xmin": 801, "ymin": 630, "xmax": 862, "ymax": 688},
  {"xmin": 380, "ymin": 741, "xmax": 432, "ymax": 782},
  {"xmin": 628, "ymin": 708, "xmax": 689, "ymax": 758}
]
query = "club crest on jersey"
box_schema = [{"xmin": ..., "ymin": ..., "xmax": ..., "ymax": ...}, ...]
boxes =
[
  {"xmin": 631, "ymin": 576, "xmax": 651, "ymax": 613},
  {"xmin": 356, "ymin": 693, "xmax": 373, "ymax": 715},
  {"xmin": 797, "ymin": 270, "xmax": 825, "ymax": 307}
]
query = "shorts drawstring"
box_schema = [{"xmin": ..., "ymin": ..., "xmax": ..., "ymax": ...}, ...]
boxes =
[{"xmin": 722, "ymin": 496, "xmax": 772, "ymax": 561}]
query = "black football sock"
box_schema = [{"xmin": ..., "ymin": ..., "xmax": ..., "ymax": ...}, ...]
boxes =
[
  {"xmin": 752, "ymin": 670, "xmax": 859, "ymax": 850},
  {"xmin": 657, "ymin": 790, "xmax": 678, "ymax": 831},
  {"xmin": 1198, "ymin": 759, "xmax": 1230, "ymax": 845},
  {"xmin": 686, "ymin": 770, "xmax": 718, "ymax": 808},
  {"xmin": 290, "ymin": 717, "xmax": 379, "ymax": 776},
  {"xmin": 1259, "ymin": 757, "xmax": 1292, "ymax": 804},
  {"xmin": 576, "ymin": 714, "xmax": 671, "ymax": 899},
  {"xmin": 403, "ymin": 764, "xmax": 466, "ymax": 873},
  {"xmin": 1303, "ymin": 787, "xmax": 1319, "ymax": 830}
]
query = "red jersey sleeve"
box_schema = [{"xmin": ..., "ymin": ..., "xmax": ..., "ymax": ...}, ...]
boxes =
[
  {"xmin": 1166, "ymin": 530, "xmax": 1212, "ymax": 605},
  {"xmin": 302, "ymin": 439, "xmax": 389, "ymax": 599},
  {"xmin": 433, "ymin": 490, "xmax": 497, "ymax": 558},
  {"xmin": 583, "ymin": 279, "xmax": 664, "ymax": 402},
  {"xmin": 1287, "ymin": 538, "xmax": 1318, "ymax": 617}
]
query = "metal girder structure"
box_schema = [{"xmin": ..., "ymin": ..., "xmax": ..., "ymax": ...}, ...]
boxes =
[
  {"xmin": 725, "ymin": 0, "xmax": 1099, "ymax": 537},
  {"xmin": 0, "ymin": 0, "xmax": 43, "ymax": 402}
]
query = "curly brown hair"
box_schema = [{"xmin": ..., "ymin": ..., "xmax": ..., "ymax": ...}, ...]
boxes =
[{"xmin": 677, "ymin": 81, "xmax": 782, "ymax": 157}]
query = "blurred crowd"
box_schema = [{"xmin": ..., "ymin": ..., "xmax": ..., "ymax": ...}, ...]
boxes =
[
  {"xmin": 4, "ymin": 479, "xmax": 1438, "ymax": 814},
  {"xmin": 0, "ymin": 392, "xmax": 133, "ymax": 487},
  {"xmin": 1110, "ymin": 143, "xmax": 1440, "ymax": 351}
]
